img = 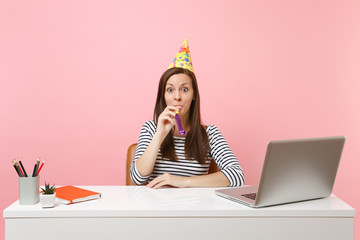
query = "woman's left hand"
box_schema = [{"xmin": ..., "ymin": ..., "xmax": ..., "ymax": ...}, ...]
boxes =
[{"xmin": 146, "ymin": 173, "xmax": 188, "ymax": 189}]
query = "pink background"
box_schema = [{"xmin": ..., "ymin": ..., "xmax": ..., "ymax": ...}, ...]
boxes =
[{"xmin": 1, "ymin": 0, "xmax": 359, "ymax": 238}]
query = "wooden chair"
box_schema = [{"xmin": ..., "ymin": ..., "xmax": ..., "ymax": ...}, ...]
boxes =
[
  {"xmin": 125, "ymin": 143, "xmax": 219, "ymax": 185},
  {"xmin": 126, "ymin": 143, "xmax": 138, "ymax": 185}
]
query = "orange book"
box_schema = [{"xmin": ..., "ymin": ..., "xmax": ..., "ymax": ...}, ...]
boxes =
[{"xmin": 55, "ymin": 186, "xmax": 101, "ymax": 204}]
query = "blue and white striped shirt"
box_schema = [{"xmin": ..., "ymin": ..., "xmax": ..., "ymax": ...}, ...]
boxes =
[{"xmin": 130, "ymin": 121, "xmax": 245, "ymax": 187}]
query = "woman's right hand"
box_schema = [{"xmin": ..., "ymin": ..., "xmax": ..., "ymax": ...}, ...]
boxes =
[{"xmin": 156, "ymin": 106, "xmax": 179, "ymax": 138}]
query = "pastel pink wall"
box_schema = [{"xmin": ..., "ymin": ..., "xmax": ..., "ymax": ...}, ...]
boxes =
[{"xmin": 1, "ymin": 0, "xmax": 359, "ymax": 239}]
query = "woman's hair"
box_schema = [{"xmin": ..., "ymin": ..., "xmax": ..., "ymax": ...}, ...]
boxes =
[{"xmin": 153, "ymin": 67, "xmax": 209, "ymax": 164}]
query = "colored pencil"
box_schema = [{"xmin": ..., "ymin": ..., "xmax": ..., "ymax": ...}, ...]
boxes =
[
  {"xmin": 32, "ymin": 158, "xmax": 40, "ymax": 177},
  {"xmin": 16, "ymin": 161, "xmax": 25, "ymax": 177},
  {"xmin": 18, "ymin": 159, "xmax": 28, "ymax": 177},
  {"xmin": 12, "ymin": 160, "xmax": 22, "ymax": 177},
  {"xmin": 37, "ymin": 160, "xmax": 45, "ymax": 176}
]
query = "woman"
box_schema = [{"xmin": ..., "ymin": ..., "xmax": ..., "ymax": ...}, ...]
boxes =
[{"xmin": 130, "ymin": 39, "xmax": 244, "ymax": 188}]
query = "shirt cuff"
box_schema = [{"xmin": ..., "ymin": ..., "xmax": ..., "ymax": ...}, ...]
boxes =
[{"xmin": 130, "ymin": 162, "xmax": 150, "ymax": 185}]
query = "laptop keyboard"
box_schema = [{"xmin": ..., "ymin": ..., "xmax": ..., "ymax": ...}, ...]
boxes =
[{"xmin": 242, "ymin": 193, "xmax": 257, "ymax": 200}]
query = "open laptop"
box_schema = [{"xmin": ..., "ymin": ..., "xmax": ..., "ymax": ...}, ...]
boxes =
[{"xmin": 215, "ymin": 136, "xmax": 346, "ymax": 208}]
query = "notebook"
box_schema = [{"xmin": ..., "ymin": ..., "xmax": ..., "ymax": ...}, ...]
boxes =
[
  {"xmin": 55, "ymin": 186, "xmax": 101, "ymax": 204},
  {"xmin": 215, "ymin": 136, "xmax": 346, "ymax": 208}
]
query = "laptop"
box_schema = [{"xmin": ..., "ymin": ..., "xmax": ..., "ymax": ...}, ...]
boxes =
[{"xmin": 215, "ymin": 136, "xmax": 346, "ymax": 208}]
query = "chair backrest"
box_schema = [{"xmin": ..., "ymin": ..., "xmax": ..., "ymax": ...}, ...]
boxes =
[
  {"xmin": 126, "ymin": 143, "xmax": 138, "ymax": 185},
  {"xmin": 125, "ymin": 143, "xmax": 220, "ymax": 186}
]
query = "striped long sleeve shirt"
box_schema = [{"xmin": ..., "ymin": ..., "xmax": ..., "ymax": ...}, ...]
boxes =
[{"xmin": 130, "ymin": 121, "xmax": 245, "ymax": 187}]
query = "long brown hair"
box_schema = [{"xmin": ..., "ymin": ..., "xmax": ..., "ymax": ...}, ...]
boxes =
[{"xmin": 153, "ymin": 67, "xmax": 209, "ymax": 164}]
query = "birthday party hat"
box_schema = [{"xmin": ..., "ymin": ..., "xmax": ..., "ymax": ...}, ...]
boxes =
[{"xmin": 168, "ymin": 38, "xmax": 194, "ymax": 72}]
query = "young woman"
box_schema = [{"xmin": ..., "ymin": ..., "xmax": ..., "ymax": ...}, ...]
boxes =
[{"xmin": 130, "ymin": 39, "xmax": 244, "ymax": 188}]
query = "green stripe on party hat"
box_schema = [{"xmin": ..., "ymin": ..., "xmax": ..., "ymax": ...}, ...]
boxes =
[{"xmin": 168, "ymin": 38, "xmax": 194, "ymax": 73}]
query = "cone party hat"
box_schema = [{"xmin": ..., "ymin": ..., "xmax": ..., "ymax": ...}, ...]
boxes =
[{"xmin": 168, "ymin": 38, "xmax": 194, "ymax": 72}]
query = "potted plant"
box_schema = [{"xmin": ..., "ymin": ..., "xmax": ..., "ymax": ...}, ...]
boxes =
[{"xmin": 40, "ymin": 182, "xmax": 56, "ymax": 208}]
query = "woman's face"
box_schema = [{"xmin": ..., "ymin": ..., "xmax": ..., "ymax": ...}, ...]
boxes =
[{"xmin": 164, "ymin": 73, "xmax": 194, "ymax": 117}]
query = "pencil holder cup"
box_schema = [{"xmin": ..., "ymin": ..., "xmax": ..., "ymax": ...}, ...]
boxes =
[{"xmin": 19, "ymin": 176, "xmax": 40, "ymax": 205}]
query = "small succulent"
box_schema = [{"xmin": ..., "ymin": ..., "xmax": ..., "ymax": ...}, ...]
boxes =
[{"xmin": 41, "ymin": 182, "xmax": 56, "ymax": 195}]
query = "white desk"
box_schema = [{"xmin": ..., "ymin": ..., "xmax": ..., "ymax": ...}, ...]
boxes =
[{"xmin": 3, "ymin": 186, "xmax": 355, "ymax": 240}]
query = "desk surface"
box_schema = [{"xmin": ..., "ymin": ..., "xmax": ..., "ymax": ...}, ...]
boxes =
[{"xmin": 3, "ymin": 186, "xmax": 355, "ymax": 218}]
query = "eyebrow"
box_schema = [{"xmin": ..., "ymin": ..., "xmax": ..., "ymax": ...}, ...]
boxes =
[{"xmin": 166, "ymin": 83, "xmax": 189, "ymax": 86}]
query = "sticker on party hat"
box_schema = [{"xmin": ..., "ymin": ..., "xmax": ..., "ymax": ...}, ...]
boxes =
[{"xmin": 168, "ymin": 38, "xmax": 194, "ymax": 72}]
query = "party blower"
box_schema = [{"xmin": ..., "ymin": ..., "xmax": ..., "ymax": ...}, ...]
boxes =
[{"xmin": 175, "ymin": 111, "xmax": 186, "ymax": 135}]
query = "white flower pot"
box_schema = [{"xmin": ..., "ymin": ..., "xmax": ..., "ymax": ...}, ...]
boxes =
[{"xmin": 40, "ymin": 193, "xmax": 56, "ymax": 208}]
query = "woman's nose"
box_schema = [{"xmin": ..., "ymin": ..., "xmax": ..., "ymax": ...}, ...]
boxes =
[{"xmin": 174, "ymin": 90, "xmax": 181, "ymax": 101}]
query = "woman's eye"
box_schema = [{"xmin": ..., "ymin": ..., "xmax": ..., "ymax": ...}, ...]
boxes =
[
  {"xmin": 166, "ymin": 88, "xmax": 173, "ymax": 92},
  {"xmin": 181, "ymin": 88, "xmax": 188, "ymax": 92}
]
